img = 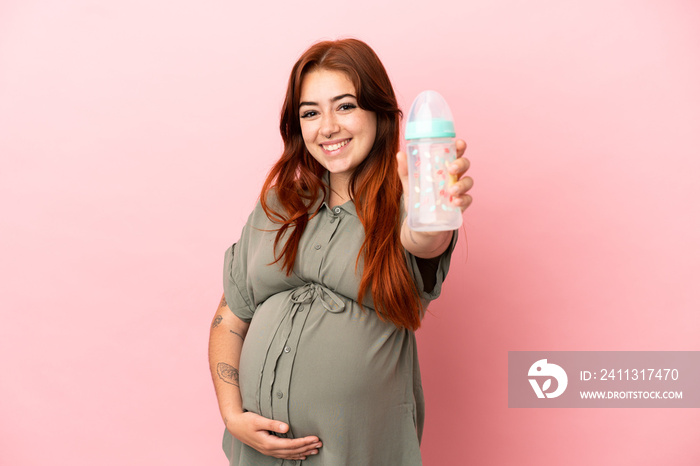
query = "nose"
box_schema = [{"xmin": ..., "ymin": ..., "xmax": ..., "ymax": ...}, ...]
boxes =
[{"xmin": 320, "ymin": 112, "xmax": 339, "ymax": 139}]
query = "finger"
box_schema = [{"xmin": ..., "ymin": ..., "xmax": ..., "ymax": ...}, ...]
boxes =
[
  {"xmin": 279, "ymin": 449, "xmax": 318, "ymax": 462},
  {"xmin": 396, "ymin": 150, "xmax": 409, "ymax": 182},
  {"xmin": 448, "ymin": 174, "xmax": 474, "ymax": 212},
  {"xmin": 266, "ymin": 439, "xmax": 322, "ymax": 458},
  {"xmin": 287, "ymin": 447, "xmax": 319, "ymax": 460},
  {"xmin": 455, "ymin": 139, "xmax": 467, "ymax": 158},
  {"xmin": 251, "ymin": 414, "xmax": 289, "ymax": 435},
  {"xmin": 448, "ymin": 157, "xmax": 470, "ymax": 177},
  {"xmin": 452, "ymin": 194, "xmax": 473, "ymax": 211},
  {"xmin": 264, "ymin": 435, "xmax": 322, "ymax": 453},
  {"xmin": 396, "ymin": 151, "xmax": 410, "ymax": 201},
  {"xmin": 449, "ymin": 176, "xmax": 474, "ymax": 196},
  {"xmin": 396, "ymin": 150, "xmax": 408, "ymax": 176}
]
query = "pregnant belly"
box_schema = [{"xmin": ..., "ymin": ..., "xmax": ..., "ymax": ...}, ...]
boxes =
[{"xmin": 237, "ymin": 290, "xmax": 416, "ymax": 438}]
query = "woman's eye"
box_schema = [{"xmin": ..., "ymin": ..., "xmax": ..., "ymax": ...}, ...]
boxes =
[
  {"xmin": 338, "ymin": 103, "xmax": 356, "ymax": 111},
  {"xmin": 300, "ymin": 111, "xmax": 317, "ymax": 119}
]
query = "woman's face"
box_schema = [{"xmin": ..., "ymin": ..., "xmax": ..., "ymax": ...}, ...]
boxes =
[{"xmin": 299, "ymin": 69, "xmax": 377, "ymax": 183}]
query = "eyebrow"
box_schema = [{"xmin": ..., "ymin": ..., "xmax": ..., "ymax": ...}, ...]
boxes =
[{"xmin": 299, "ymin": 93, "xmax": 356, "ymax": 108}]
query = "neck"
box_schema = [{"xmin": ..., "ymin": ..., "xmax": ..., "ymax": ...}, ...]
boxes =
[{"xmin": 329, "ymin": 172, "xmax": 351, "ymax": 208}]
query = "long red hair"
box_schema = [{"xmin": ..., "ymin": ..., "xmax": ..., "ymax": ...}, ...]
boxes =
[{"xmin": 260, "ymin": 38, "xmax": 422, "ymax": 330}]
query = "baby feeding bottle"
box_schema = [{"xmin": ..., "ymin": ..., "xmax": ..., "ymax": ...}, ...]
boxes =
[{"xmin": 405, "ymin": 90, "xmax": 462, "ymax": 231}]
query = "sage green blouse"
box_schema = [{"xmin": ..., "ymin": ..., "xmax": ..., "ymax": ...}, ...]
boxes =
[{"xmin": 222, "ymin": 185, "xmax": 456, "ymax": 466}]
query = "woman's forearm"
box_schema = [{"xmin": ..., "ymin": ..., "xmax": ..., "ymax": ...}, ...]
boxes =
[
  {"xmin": 208, "ymin": 293, "xmax": 250, "ymax": 431},
  {"xmin": 400, "ymin": 217, "xmax": 454, "ymax": 259}
]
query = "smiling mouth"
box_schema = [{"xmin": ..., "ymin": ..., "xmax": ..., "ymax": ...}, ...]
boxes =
[{"xmin": 321, "ymin": 139, "xmax": 350, "ymax": 151}]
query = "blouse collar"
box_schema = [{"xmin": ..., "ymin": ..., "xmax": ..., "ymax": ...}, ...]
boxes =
[{"xmin": 316, "ymin": 171, "xmax": 357, "ymax": 218}]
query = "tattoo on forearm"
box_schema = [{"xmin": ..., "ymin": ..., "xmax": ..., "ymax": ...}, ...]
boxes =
[
  {"xmin": 212, "ymin": 315, "xmax": 223, "ymax": 329},
  {"xmin": 230, "ymin": 330, "xmax": 244, "ymax": 340},
  {"xmin": 217, "ymin": 362, "xmax": 239, "ymax": 386},
  {"xmin": 218, "ymin": 295, "xmax": 227, "ymax": 309}
]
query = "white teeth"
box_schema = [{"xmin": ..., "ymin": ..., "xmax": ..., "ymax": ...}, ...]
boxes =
[{"xmin": 322, "ymin": 139, "xmax": 349, "ymax": 151}]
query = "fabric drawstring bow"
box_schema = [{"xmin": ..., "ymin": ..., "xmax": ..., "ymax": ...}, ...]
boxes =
[{"xmin": 290, "ymin": 282, "xmax": 345, "ymax": 313}]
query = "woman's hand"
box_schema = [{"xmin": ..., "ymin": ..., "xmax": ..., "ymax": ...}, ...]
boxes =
[
  {"xmin": 397, "ymin": 138, "xmax": 474, "ymax": 213},
  {"xmin": 446, "ymin": 139, "xmax": 473, "ymax": 212},
  {"xmin": 227, "ymin": 411, "xmax": 322, "ymax": 461},
  {"xmin": 397, "ymin": 138, "xmax": 473, "ymax": 258},
  {"xmin": 210, "ymin": 295, "xmax": 321, "ymax": 460}
]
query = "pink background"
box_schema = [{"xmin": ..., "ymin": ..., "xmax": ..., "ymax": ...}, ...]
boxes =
[{"xmin": 1, "ymin": 0, "xmax": 699, "ymax": 464}]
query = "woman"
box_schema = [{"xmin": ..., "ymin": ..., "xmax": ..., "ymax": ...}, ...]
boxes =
[{"xmin": 209, "ymin": 38, "xmax": 473, "ymax": 465}]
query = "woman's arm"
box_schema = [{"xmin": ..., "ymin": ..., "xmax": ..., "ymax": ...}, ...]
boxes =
[
  {"xmin": 208, "ymin": 293, "xmax": 322, "ymax": 461},
  {"xmin": 209, "ymin": 294, "xmax": 249, "ymax": 429},
  {"xmin": 400, "ymin": 222, "xmax": 454, "ymax": 259},
  {"xmin": 397, "ymin": 139, "xmax": 473, "ymax": 258}
]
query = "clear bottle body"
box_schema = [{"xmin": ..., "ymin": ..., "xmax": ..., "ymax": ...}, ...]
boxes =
[{"xmin": 406, "ymin": 137, "xmax": 463, "ymax": 231}]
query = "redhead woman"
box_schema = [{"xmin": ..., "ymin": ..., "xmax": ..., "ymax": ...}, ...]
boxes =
[{"xmin": 208, "ymin": 38, "xmax": 473, "ymax": 465}]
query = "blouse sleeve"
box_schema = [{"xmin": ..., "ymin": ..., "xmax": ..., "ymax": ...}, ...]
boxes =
[
  {"xmin": 405, "ymin": 230, "xmax": 458, "ymax": 305},
  {"xmin": 222, "ymin": 208, "xmax": 258, "ymax": 322}
]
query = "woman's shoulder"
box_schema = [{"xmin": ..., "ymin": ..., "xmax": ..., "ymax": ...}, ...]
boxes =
[
  {"xmin": 257, "ymin": 187, "xmax": 286, "ymax": 218},
  {"xmin": 260, "ymin": 186, "xmax": 282, "ymax": 207},
  {"xmin": 245, "ymin": 187, "xmax": 286, "ymax": 227},
  {"xmin": 247, "ymin": 183, "xmax": 326, "ymax": 228}
]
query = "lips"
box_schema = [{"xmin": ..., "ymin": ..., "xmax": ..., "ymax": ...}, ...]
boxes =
[{"xmin": 321, "ymin": 139, "xmax": 350, "ymax": 152}]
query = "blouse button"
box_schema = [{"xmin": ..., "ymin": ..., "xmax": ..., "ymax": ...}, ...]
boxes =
[
  {"xmin": 284, "ymin": 346, "xmax": 291, "ymax": 353},
  {"xmin": 276, "ymin": 391, "xmax": 284, "ymax": 399},
  {"xmin": 314, "ymin": 244, "xmax": 321, "ymax": 250},
  {"xmin": 333, "ymin": 207, "xmax": 341, "ymax": 214}
]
